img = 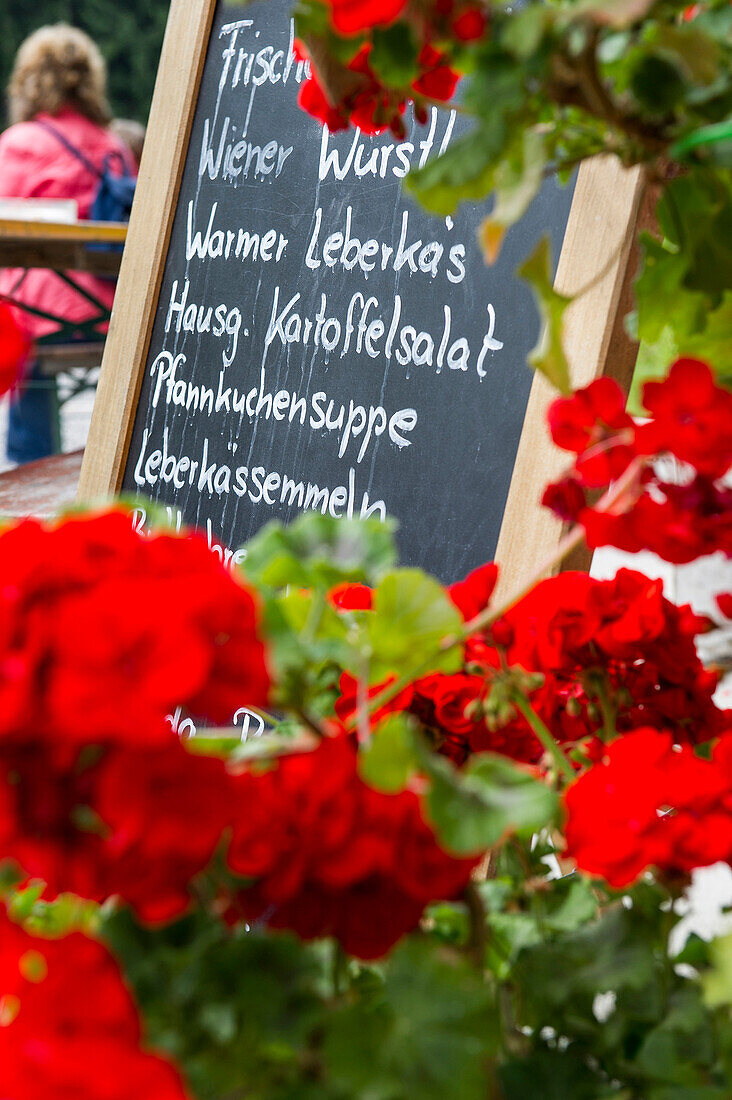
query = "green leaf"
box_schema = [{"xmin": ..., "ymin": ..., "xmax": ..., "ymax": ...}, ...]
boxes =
[
  {"xmin": 254, "ymin": 589, "xmax": 351, "ymax": 717},
  {"xmin": 543, "ymin": 876, "xmax": 598, "ymax": 934},
  {"xmin": 630, "ymin": 53, "xmax": 686, "ymax": 115},
  {"xmin": 6, "ymin": 884, "xmax": 100, "ymax": 939},
  {"xmin": 486, "ymin": 910, "xmax": 543, "ymax": 978},
  {"xmin": 634, "ymin": 233, "xmax": 706, "ymax": 346},
  {"xmin": 103, "ymin": 909, "xmax": 335, "ymax": 1100},
  {"xmin": 652, "ymin": 24, "xmax": 722, "ymax": 86},
  {"xmin": 634, "ymin": 171, "xmax": 732, "ymax": 384},
  {"xmin": 518, "ymin": 236, "xmax": 572, "ymax": 393},
  {"xmin": 241, "ymin": 513, "xmax": 397, "ymax": 591},
  {"xmin": 502, "ymin": 5, "xmax": 550, "ymax": 60},
  {"xmin": 358, "ymin": 713, "xmax": 420, "ymax": 793},
  {"xmin": 635, "ymin": 988, "xmax": 715, "ymax": 1085},
  {"xmin": 512, "ymin": 905, "xmax": 661, "ymax": 1028},
  {"xmin": 672, "ymin": 120, "xmax": 732, "ymax": 169},
  {"xmin": 366, "ymin": 568, "xmax": 463, "ymax": 682},
  {"xmin": 324, "ymin": 937, "xmax": 499, "ymax": 1100},
  {"xmin": 703, "ymin": 931, "xmax": 732, "ymax": 1008},
  {"xmin": 674, "ymin": 291, "xmax": 732, "ymax": 379},
  {"xmin": 407, "ymin": 121, "xmax": 503, "ymax": 216},
  {"xmin": 499, "ymin": 1047, "xmax": 610, "ymax": 1099},
  {"xmin": 408, "ymin": 51, "xmax": 530, "ymax": 214},
  {"xmin": 423, "ymin": 750, "xmax": 558, "ymax": 855},
  {"xmin": 478, "ymin": 129, "xmax": 547, "ymax": 264},
  {"xmin": 370, "ymin": 23, "xmax": 418, "ymax": 87}
]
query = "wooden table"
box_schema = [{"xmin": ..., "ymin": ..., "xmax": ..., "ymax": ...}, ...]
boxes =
[
  {"xmin": 0, "ymin": 449, "xmax": 83, "ymax": 518},
  {"xmin": 0, "ymin": 218, "xmax": 128, "ymax": 456},
  {"xmin": 0, "ymin": 218, "xmax": 127, "ymax": 278}
]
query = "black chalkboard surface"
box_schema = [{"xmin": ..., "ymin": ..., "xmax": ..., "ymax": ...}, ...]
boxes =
[{"xmin": 121, "ymin": 0, "xmax": 575, "ymax": 583}]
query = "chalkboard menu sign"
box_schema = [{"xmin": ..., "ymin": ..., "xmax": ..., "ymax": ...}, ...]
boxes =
[{"xmin": 80, "ymin": 0, "xmax": 645, "ymax": 593}]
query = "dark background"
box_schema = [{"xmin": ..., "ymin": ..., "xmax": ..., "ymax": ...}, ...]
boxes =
[{"xmin": 0, "ymin": 0, "xmax": 169, "ymax": 124}]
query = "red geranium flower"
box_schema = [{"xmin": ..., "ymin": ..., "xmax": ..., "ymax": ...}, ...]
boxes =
[
  {"xmin": 416, "ymin": 672, "xmax": 484, "ymax": 736},
  {"xmin": 452, "ymin": 6, "xmax": 487, "ymax": 40},
  {"xmin": 0, "ymin": 909, "xmax": 188, "ymax": 1099},
  {"xmin": 717, "ymin": 593, "xmax": 732, "ymax": 619},
  {"xmin": 448, "ymin": 561, "xmax": 498, "ymax": 621},
  {"xmin": 329, "ymin": 581, "xmax": 373, "ymax": 610},
  {"xmin": 548, "ymin": 377, "xmax": 633, "ymax": 455},
  {"xmin": 636, "ymin": 359, "xmax": 732, "ymax": 480},
  {"xmin": 0, "ymin": 302, "xmax": 30, "ymax": 396},
  {"xmin": 544, "ymin": 360, "xmax": 732, "ymax": 565},
  {"xmin": 0, "ymin": 511, "xmax": 270, "ymax": 745},
  {"xmin": 298, "ymin": 40, "xmax": 458, "ymax": 135},
  {"xmin": 226, "ymin": 734, "xmax": 479, "ymax": 958},
  {"xmin": 563, "ymin": 729, "xmax": 732, "ymax": 888},
  {"xmin": 413, "ymin": 45, "xmax": 460, "ymax": 103},
  {"xmin": 0, "ymin": 738, "xmax": 234, "ymax": 922},
  {"xmin": 327, "ymin": 0, "xmax": 408, "ymax": 35}
]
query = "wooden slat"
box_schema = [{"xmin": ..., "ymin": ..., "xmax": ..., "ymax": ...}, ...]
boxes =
[
  {"xmin": 493, "ymin": 155, "xmax": 646, "ymax": 604},
  {"xmin": 0, "ymin": 218, "xmax": 127, "ymax": 243},
  {"xmin": 0, "ymin": 219, "xmax": 127, "ymax": 275},
  {"xmin": 77, "ymin": 0, "xmax": 217, "ymax": 503},
  {"xmin": 0, "ymin": 241, "xmax": 121, "ymax": 276}
]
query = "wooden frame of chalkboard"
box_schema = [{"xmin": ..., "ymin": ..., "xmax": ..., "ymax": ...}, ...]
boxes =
[{"xmin": 78, "ymin": 0, "xmax": 647, "ymax": 603}]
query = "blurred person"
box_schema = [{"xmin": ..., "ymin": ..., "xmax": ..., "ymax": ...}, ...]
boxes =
[
  {"xmin": 0, "ymin": 24, "xmax": 136, "ymax": 464},
  {"xmin": 110, "ymin": 117, "xmax": 145, "ymax": 169}
]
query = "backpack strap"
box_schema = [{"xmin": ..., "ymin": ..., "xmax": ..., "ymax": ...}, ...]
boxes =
[{"xmin": 36, "ymin": 119, "xmax": 103, "ymax": 179}]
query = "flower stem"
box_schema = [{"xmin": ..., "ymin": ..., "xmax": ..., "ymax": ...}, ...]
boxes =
[
  {"xmin": 510, "ymin": 691, "xmax": 575, "ymax": 782},
  {"xmin": 464, "ymin": 881, "xmax": 488, "ymax": 971}
]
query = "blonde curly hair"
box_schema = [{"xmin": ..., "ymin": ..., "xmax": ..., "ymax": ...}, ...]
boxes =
[{"xmin": 8, "ymin": 24, "xmax": 111, "ymax": 126}]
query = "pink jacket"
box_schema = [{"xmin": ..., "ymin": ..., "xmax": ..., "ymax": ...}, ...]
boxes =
[{"xmin": 0, "ymin": 107, "xmax": 135, "ymax": 342}]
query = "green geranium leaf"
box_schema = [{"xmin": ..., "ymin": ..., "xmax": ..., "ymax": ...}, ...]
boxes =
[
  {"xmin": 629, "ymin": 52, "xmax": 686, "ymax": 115},
  {"xmin": 324, "ymin": 937, "xmax": 499, "ymax": 1100},
  {"xmin": 366, "ymin": 568, "xmax": 463, "ymax": 682},
  {"xmin": 358, "ymin": 713, "xmax": 420, "ymax": 793},
  {"xmin": 407, "ymin": 121, "xmax": 502, "ymax": 215},
  {"xmin": 518, "ymin": 236, "xmax": 571, "ymax": 393},
  {"xmin": 241, "ymin": 513, "xmax": 397, "ymax": 590},
  {"xmin": 703, "ymin": 931, "xmax": 732, "ymax": 1008},
  {"xmin": 370, "ymin": 23, "xmax": 418, "ymax": 87},
  {"xmin": 544, "ymin": 876, "xmax": 598, "ymax": 934},
  {"xmin": 652, "ymin": 23, "xmax": 722, "ymax": 86},
  {"xmin": 479, "ymin": 128, "xmax": 547, "ymax": 263},
  {"xmin": 634, "ymin": 233, "xmax": 706, "ymax": 346},
  {"xmin": 423, "ymin": 750, "xmax": 558, "ymax": 855},
  {"xmin": 502, "ymin": 5, "xmax": 550, "ymax": 59}
]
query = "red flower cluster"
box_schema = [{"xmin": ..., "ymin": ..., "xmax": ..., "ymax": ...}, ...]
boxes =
[
  {"xmin": 225, "ymin": 734, "xmax": 479, "ymax": 959},
  {"xmin": 334, "ymin": 561, "xmax": 725, "ymax": 768},
  {"xmin": 0, "ymin": 741, "xmax": 235, "ymax": 923},
  {"xmin": 0, "ymin": 302, "xmax": 30, "ymax": 396},
  {"xmin": 0, "ymin": 511, "xmax": 269, "ymax": 741},
  {"xmin": 324, "ymin": 0, "xmax": 487, "ymax": 40},
  {"xmin": 333, "ymin": 562, "xmax": 504, "ymax": 762},
  {"xmin": 0, "ymin": 910, "xmax": 188, "ymax": 1098},
  {"xmin": 543, "ymin": 359, "xmax": 732, "ymax": 563},
  {"xmin": 0, "ymin": 511, "xmax": 268, "ymax": 921},
  {"xmin": 298, "ymin": 42, "xmax": 458, "ymax": 136},
  {"xmin": 636, "ymin": 359, "xmax": 732, "ymax": 479},
  {"xmin": 327, "ymin": 0, "xmax": 408, "ymax": 35},
  {"xmin": 490, "ymin": 569, "xmax": 726, "ymax": 748},
  {"xmin": 564, "ymin": 729, "xmax": 732, "ymax": 887}
]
